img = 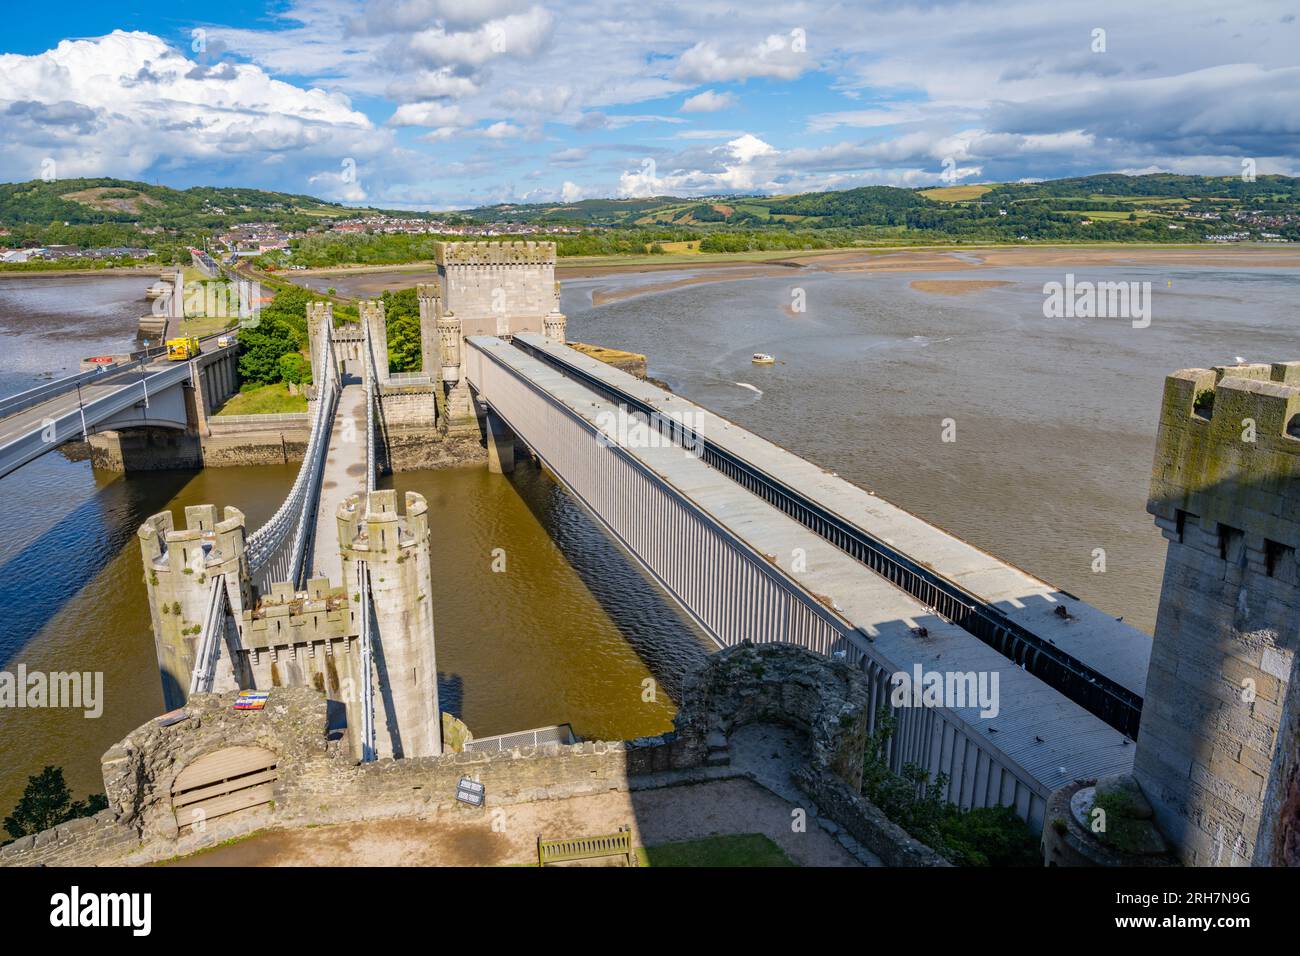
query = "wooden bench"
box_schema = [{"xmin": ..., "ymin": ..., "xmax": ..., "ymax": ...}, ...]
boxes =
[{"xmin": 538, "ymin": 826, "xmax": 636, "ymax": 867}]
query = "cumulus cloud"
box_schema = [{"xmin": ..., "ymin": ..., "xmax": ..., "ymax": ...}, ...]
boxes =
[
  {"xmin": 401, "ymin": 6, "xmax": 554, "ymax": 69},
  {"xmin": 0, "ymin": 30, "xmax": 381, "ymax": 198},
  {"xmin": 617, "ymin": 133, "xmax": 779, "ymax": 197},
  {"xmin": 674, "ymin": 33, "xmax": 810, "ymax": 83},
  {"xmin": 387, "ymin": 101, "xmax": 467, "ymax": 127},
  {"xmin": 680, "ymin": 89, "xmax": 736, "ymax": 112}
]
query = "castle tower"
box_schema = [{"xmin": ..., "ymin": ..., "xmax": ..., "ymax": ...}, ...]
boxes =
[
  {"xmin": 1138, "ymin": 361, "xmax": 1300, "ymax": 865},
  {"xmin": 359, "ymin": 299, "xmax": 388, "ymax": 383},
  {"xmin": 543, "ymin": 281, "xmax": 567, "ymax": 343},
  {"xmin": 306, "ymin": 301, "xmax": 333, "ymax": 379},
  {"xmin": 426, "ymin": 242, "xmax": 569, "ymax": 437},
  {"xmin": 139, "ymin": 505, "xmax": 253, "ymax": 708},
  {"xmin": 432, "ymin": 240, "xmax": 564, "ymax": 341},
  {"xmin": 338, "ymin": 489, "xmax": 442, "ymax": 759},
  {"xmin": 417, "ymin": 282, "xmax": 442, "ymax": 377}
]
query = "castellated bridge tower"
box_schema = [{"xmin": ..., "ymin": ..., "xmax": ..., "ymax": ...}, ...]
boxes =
[
  {"xmin": 338, "ymin": 489, "xmax": 442, "ymax": 759},
  {"xmin": 1138, "ymin": 361, "xmax": 1300, "ymax": 866},
  {"xmin": 139, "ymin": 505, "xmax": 254, "ymax": 710},
  {"xmin": 420, "ymin": 241, "xmax": 568, "ymax": 436},
  {"xmin": 306, "ymin": 300, "xmax": 333, "ymax": 380},
  {"xmin": 137, "ymin": 491, "xmax": 442, "ymax": 761}
]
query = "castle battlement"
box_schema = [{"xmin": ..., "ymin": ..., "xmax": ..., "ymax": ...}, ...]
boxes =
[
  {"xmin": 139, "ymin": 504, "xmax": 247, "ymax": 575},
  {"xmin": 1149, "ymin": 363, "xmax": 1300, "ymax": 554},
  {"xmin": 1138, "ymin": 357, "xmax": 1300, "ymax": 866},
  {"xmin": 337, "ymin": 489, "xmax": 428, "ymax": 555},
  {"xmin": 434, "ymin": 240, "xmax": 556, "ymax": 267}
]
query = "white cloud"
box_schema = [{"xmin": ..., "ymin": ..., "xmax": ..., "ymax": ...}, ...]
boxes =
[
  {"xmin": 387, "ymin": 101, "xmax": 466, "ymax": 127},
  {"xmin": 617, "ymin": 133, "xmax": 779, "ymax": 197},
  {"xmin": 0, "ymin": 30, "xmax": 380, "ymax": 198},
  {"xmin": 561, "ymin": 180, "xmax": 585, "ymax": 201},
  {"xmin": 674, "ymin": 33, "xmax": 810, "ymax": 83},
  {"xmin": 403, "ymin": 6, "xmax": 554, "ymax": 69},
  {"xmin": 680, "ymin": 89, "xmax": 736, "ymax": 112}
]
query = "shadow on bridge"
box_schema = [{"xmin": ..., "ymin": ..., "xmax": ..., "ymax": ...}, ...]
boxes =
[{"xmin": 506, "ymin": 457, "xmax": 712, "ymax": 704}]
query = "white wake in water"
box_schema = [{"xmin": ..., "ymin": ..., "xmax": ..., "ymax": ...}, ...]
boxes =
[{"xmin": 734, "ymin": 382, "xmax": 763, "ymax": 395}]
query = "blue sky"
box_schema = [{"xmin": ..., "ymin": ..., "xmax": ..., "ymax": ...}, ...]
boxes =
[{"xmin": 1, "ymin": 1, "xmax": 1297, "ymax": 209}]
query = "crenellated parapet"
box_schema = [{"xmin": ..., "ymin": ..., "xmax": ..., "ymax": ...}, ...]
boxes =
[
  {"xmin": 434, "ymin": 240, "xmax": 557, "ymax": 267},
  {"xmin": 139, "ymin": 505, "xmax": 253, "ymax": 708},
  {"xmin": 1138, "ymin": 359, "xmax": 1300, "ymax": 866},
  {"xmin": 1148, "ymin": 361, "xmax": 1300, "ymax": 558}
]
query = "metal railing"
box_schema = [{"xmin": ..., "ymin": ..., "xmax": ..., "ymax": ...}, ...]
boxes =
[
  {"xmin": 188, "ymin": 574, "xmax": 228, "ymax": 695},
  {"xmin": 465, "ymin": 724, "xmax": 578, "ymax": 753},
  {"xmin": 207, "ymin": 412, "xmax": 309, "ymax": 426},
  {"xmin": 245, "ymin": 321, "xmax": 340, "ymax": 590},
  {"xmin": 362, "ymin": 313, "xmax": 378, "ymax": 493},
  {"xmin": 356, "ymin": 560, "xmax": 377, "ymax": 762}
]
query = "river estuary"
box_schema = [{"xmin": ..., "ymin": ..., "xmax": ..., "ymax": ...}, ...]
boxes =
[{"xmin": 1, "ymin": 259, "xmax": 1297, "ymax": 812}]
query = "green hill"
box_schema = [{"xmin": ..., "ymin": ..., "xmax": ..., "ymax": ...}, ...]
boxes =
[{"xmin": 0, "ymin": 177, "xmax": 373, "ymax": 232}]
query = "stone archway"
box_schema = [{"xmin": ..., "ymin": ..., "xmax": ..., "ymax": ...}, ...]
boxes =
[{"xmin": 171, "ymin": 746, "xmax": 279, "ymax": 834}]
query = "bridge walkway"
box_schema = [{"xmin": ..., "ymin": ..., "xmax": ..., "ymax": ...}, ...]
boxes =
[{"xmin": 309, "ymin": 381, "xmax": 368, "ymax": 585}]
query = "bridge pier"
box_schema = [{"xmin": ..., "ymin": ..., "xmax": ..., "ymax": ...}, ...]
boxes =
[
  {"xmin": 88, "ymin": 426, "xmax": 204, "ymax": 471},
  {"xmin": 484, "ymin": 408, "xmax": 515, "ymax": 474}
]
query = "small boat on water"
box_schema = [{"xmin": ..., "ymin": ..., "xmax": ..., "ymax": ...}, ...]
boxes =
[{"xmin": 751, "ymin": 352, "xmax": 775, "ymax": 365}]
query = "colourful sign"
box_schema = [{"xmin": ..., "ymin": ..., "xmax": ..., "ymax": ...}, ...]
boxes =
[{"xmin": 232, "ymin": 690, "xmax": 269, "ymax": 711}]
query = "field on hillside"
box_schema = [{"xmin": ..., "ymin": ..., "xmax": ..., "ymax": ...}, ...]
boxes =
[{"xmin": 919, "ymin": 185, "xmax": 993, "ymax": 202}]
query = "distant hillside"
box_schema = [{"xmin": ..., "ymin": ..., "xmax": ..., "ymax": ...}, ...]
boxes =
[
  {"xmin": 0, "ymin": 178, "xmax": 371, "ymax": 231},
  {"xmin": 4, "ymin": 172, "xmax": 1297, "ymax": 268},
  {"xmin": 455, "ymin": 174, "xmax": 1300, "ymax": 234}
]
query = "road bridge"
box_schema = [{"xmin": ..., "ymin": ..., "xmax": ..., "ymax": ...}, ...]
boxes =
[{"xmin": 0, "ymin": 332, "xmax": 239, "ymax": 479}]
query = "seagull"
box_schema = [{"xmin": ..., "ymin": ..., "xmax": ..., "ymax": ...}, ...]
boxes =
[{"xmin": 1235, "ymin": 356, "xmax": 1247, "ymax": 365}]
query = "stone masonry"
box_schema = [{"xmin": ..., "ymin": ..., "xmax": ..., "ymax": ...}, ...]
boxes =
[
  {"xmin": 2, "ymin": 644, "xmax": 945, "ymax": 868},
  {"xmin": 1138, "ymin": 361, "xmax": 1300, "ymax": 866},
  {"xmin": 138, "ymin": 490, "xmax": 441, "ymax": 763}
]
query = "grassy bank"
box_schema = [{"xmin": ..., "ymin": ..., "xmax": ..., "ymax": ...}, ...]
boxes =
[{"xmin": 215, "ymin": 382, "xmax": 307, "ymax": 416}]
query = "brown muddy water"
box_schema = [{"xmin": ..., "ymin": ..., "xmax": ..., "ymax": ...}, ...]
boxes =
[{"xmin": 3, "ymin": 262, "xmax": 1299, "ymax": 815}]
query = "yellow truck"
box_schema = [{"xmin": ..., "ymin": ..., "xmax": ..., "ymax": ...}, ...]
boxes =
[{"xmin": 166, "ymin": 336, "xmax": 201, "ymax": 361}]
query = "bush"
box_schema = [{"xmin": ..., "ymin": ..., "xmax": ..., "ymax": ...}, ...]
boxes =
[
  {"xmin": 862, "ymin": 709, "xmax": 1041, "ymax": 866},
  {"xmin": 277, "ymin": 352, "xmax": 311, "ymax": 385}
]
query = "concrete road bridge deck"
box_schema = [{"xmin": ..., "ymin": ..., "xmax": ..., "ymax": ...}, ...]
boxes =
[
  {"xmin": 465, "ymin": 335, "xmax": 1136, "ymax": 829},
  {"xmin": 0, "ymin": 331, "xmax": 237, "ymax": 480}
]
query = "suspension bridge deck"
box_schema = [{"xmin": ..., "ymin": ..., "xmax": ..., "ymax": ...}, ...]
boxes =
[{"xmin": 310, "ymin": 382, "xmax": 368, "ymax": 585}]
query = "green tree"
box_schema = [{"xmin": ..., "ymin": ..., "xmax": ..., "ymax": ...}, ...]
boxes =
[
  {"xmin": 277, "ymin": 352, "xmax": 311, "ymax": 385},
  {"xmin": 3, "ymin": 766, "xmax": 108, "ymax": 841},
  {"xmin": 256, "ymin": 284, "xmax": 314, "ymax": 344},
  {"xmin": 238, "ymin": 314, "xmax": 300, "ymax": 385},
  {"xmin": 380, "ymin": 287, "xmax": 423, "ymax": 373}
]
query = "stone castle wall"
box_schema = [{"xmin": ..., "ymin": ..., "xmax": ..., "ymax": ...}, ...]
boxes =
[
  {"xmin": 2, "ymin": 644, "xmax": 945, "ymax": 868},
  {"xmin": 1139, "ymin": 361, "xmax": 1300, "ymax": 866}
]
